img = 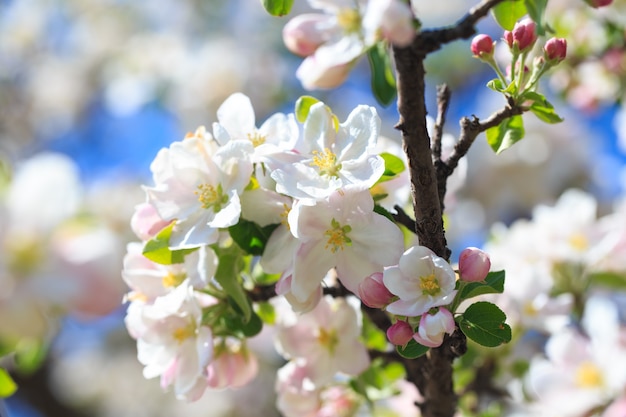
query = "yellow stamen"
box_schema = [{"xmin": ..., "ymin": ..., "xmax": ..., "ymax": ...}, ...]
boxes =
[
  {"xmin": 337, "ymin": 8, "xmax": 361, "ymax": 33},
  {"xmin": 569, "ymin": 233, "xmax": 588, "ymax": 251},
  {"xmin": 317, "ymin": 328, "xmax": 339, "ymax": 353},
  {"xmin": 172, "ymin": 324, "xmax": 196, "ymax": 344},
  {"xmin": 195, "ymin": 183, "xmax": 228, "ymax": 212},
  {"xmin": 420, "ymin": 273, "xmax": 441, "ymax": 296},
  {"xmin": 280, "ymin": 203, "xmax": 291, "ymax": 230},
  {"xmin": 575, "ymin": 362, "xmax": 604, "ymax": 388},
  {"xmin": 324, "ymin": 218, "xmax": 352, "ymax": 253},
  {"xmin": 247, "ymin": 131, "xmax": 266, "ymax": 147},
  {"xmin": 162, "ymin": 271, "xmax": 185, "ymax": 288},
  {"xmin": 310, "ymin": 148, "xmax": 340, "ymax": 177}
]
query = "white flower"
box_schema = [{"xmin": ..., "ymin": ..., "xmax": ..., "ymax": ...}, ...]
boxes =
[
  {"xmin": 288, "ymin": 187, "xmax": 404, "ymax": 302},
  {"xmin": 275, "ymin": 295, "xmax": 370, "ymax": 386},
  {"xmin": 384, "ymin": 245, "xmax": 457, "ymax": 317},
  {"xmin": 212, "ymin": 92, "xmax": 299, "ymax": 160},
  {"xmin": 124, "ymin": 284, "xmax": 213, "ymax": 401},
  {"xmin": 413, "ymin": 307, "xmax": 456, "ymax": 348},
  {"xmin": 145, "ymin": 133, "xmax": 253, "ymax": 249},
  {"xmin": 272, "ymin": 103, "xmax": 384, "ymax": 200}
]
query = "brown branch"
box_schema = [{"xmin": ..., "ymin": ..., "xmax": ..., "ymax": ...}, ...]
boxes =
[
  {"xmin": 392, "ymin": 205, "xmax": 417, "ymax": 233},
  {"xmin": 432, "ymin": 84, "xmax": 452, "ymax": 162},
  {"xmin": 416, "ymin": 0, "xmax": 507, "ymax": 55}
]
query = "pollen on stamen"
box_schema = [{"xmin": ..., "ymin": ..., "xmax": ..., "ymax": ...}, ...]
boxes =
[
  {"xmin": 419, "ymin": 273, "xmax": 441, "ymax": 296},
  {"xmin": 337, "ymin": 8, "xmax": 361, "ymax": 33},
  {"xmin": 247, "ymin": 131, "xmax": 267, "ymax": 147},
  {"xmin": 172, "ymin": 324, "xmax": 196, "ymax": 344},
  {"xmin": 310, "ymin": 148, "xmax": 340, "ymax": 177},
  {"xmin": 280, "ymin": 203, "xmax": 291, "ymax": 230},
  {"xmin": 195, "ymin": 183, "xmax": 227, "ymax": 212},
  {"xmin": 324, "ymin": 219, "xmax": 352, "ymax": 253}
]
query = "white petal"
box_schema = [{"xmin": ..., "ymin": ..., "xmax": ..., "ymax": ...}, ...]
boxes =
[
  {"xmin": 216, "ymin": 93, "xmax": 256, "ymax": 139},
  {"xmin": 292, "ymin": 241, "xmax": 335, "ymax": 302}
]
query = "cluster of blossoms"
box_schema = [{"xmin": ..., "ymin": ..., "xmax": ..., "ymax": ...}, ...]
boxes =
[
  {"xmin": 482, "ymin": 189, "xmax": 626, "ymax": 416},
  {"xmin": 471, "ymin": 18, "xmax": 568, "ymax": 100},
  {"xmin": 123, "ymin": 91, "xmax": 498, "ymax": 410},
  {"xmin": 282, "ymin": 0, "xmax": 415, "ymax": 89}
]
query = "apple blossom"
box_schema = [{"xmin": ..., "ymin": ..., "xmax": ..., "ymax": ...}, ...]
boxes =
[
  {"xmin": 544, "ymin": 38, "xmax": 567, "ymax": 64},
  {"xmin": 275, "ymin": 272, "xmax": 324, "ymax": 313},
  {"xmin": 287, "ymin": 187, "xmax": 404, "ymax": 302},
  {"xmin": 504, "ymin": 18, "xmax": 537, "ymax": 52},
  {"xmin": 272, "ymin": 102, "xmax": 384, "ymax": 200},
  {"xmin": 358, "ymin": 272, "xmax": 394, "ymax": 308},
  {"xmin": 275, "ymin": 295, "xmax": 370, "ymax": 386},
  {"xmin": 412, "ymin": 308, "xmax": 455, "ymax": 348},
  {"xmin": 458, "ymin": 247, "xmax": 491, "ymax": 282},
  {"xmin": 206, "ymin": 340, "xmax": 258, "ymax": 389},
  {"xmin": 145, "ymin": 132, "xmax": 253, "ymax": 249},
  {"xmin": 130, "ymin": 202, "xmax": 171, "ymax": 241},
  {"xmin": 384, "ymin": 245, "xmax": 457, "ymax": 317},
  {"xmin": 386, "ymin": 320, "xmax": 414, "ymax": 346},
  {"xmin": 283, "ymin": 14, "xmax": 331, "ymax": 57},
  {"xmin": 124, "ymin": 284, "xmax": 214, "ymax": 400}
]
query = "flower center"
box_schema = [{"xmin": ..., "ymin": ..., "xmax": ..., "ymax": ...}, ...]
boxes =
[
  {"xmin": 419, "ymin": 273, "xmax": 441, "ymax": 296},
  {"xmin": 310, "ymin": 148, "xmax": 340, "ymax": 177},
  {"xmin": 569, "ymin": 233, "xmax": 588, "ymax": 251},
  {"xmin": 337, "ymin": 8, "xmax": 361, "ymax": 33},
  {"xmin": 172, "ymin": 323, "xmax": 196, "ymax": 344},
  {"xmin": 162, "ymin": 271, "xmax": 185, "ymax": 288},
  {"xmin": 575, "ymin": 362, "xmax": 603, "ymax": 388},
  {"xmin": 195, "ymin": 183, "xmax": 228, "ymax": 212},
  {"xmin": 247, "ymin": 131, "xmax": 266, "ymax": 147},
  {"xmin": 317, "ymin": 327, "xmax": 339, "ymax": 353},
  {"xmin": 280, "ymin": 203, "xmax": 291, "ymax": 230},
  {"xmin": 324, "ymin": 218, "xmax": 352, "ymax": 253}
]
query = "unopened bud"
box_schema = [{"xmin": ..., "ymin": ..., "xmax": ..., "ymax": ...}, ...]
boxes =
[
  {"xmin": 504, "ymin": 18, "xmax": 537, "ymax": 52},
  {"xmin": 544, "ymin": 38, "xmax": 567, "ymax": 63},
  {"xmin": 283, "ymin": 14, "xmax": 327, "ymax": 57},
  {"xmin": 458, "ymin": 247, "xmax": 491, "ymax": 282},
  {"xmin": 471, "ymin": 34, "xmax": 494, "ymax": 58},
  {"xmin": 358, "ymin": 272, "xmax": 394, "ymax": 308},
  {"xmin": 584, "ymin": 0, "xmax": 612, "ymax": 7},
  {"xmin": 413, "ymin": 308, "xmax": 455, "ymax": 348},
  {"xmin": 387, "ymin": 320, "xmax": 414, "ymax": 346}
]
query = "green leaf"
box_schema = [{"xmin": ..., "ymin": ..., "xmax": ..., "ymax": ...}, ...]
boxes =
[
  {"xmin": 367, "ymin": 43, "xmax": 397, "ymax": 107},
  {"xmin": 529, "ymin": 99, "xmax": 564, "ymax": 124},
  {"xmin": 588, "ymin": 271, "xmax": 626, "ymax": 290},
  {"xmin": 486, "ymin": 114, "xmax": 525, "ymax": 153},
  {"xmin": 214, "ymin": 245, "xmax": 251, "ymax": 321},
  {"xmin": 362, "ymin": 315, "xmax": 388, "ymax": 351},
  {"xmin": 14, "ymin": 340, "xmax": 47, "ymax": 374},
  {"xmin": 254, "ymin": 301, "xmax": 276, "ymax": 325},
  {"xmin": 223, "ymin": 310, "xmax": 263, "ymax": 338},
  {"xmin": 492, "ymin": 0, "xmax": 527, "ymax": 30},
  {"xmin": 458, "ymin": 270, "xmax": 505, "ymax": 301},
  {"xmin": 524, "ymin": 0, "xmax": 548, "ymax": 35},
  {"xmin": 229, "ymin": 219, "xmax": 279, "ymax": 256},
  {"xmin": 377, "ymin": 152, "xmax": 406, "ymax": 183},
  {"xmin": 142, "ymin": 223, "xmax": 197, "ymax": 264},
  {"xmin": 486, "ymin": 78, "xmax": 506, "ymax": 93},
  {"xmin": 373, "ymin": 204, "xmax": 394, "ymax": 222},
  {"xmin": 396, "ymin": 339, "xmax": 429, "ymax": 359},
  {"xmin": 0, "ymin": 368, "xmax": 17, "ymax": 397},
  {"xmin": 458, "ymin": 301, "xmax": 512, "ymax": 347},
  {"xmin": 295, "ymin": 96, "xmax": 321, "ymax": 123},
  {"xmin": 260, "ymin": 0, "xmax": 293, "ymax": 16}
]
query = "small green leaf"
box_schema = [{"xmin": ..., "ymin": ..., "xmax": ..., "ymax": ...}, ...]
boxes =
[
  {"xmin": 260, "ymin": 0, "xmax": 293, "ymax": 16},
  {"xmin": 529, "ymin": 101, "xmax": 564, "ymax": 124},
  {"xmin": 254, "ymin": 301, "xmax": 276, "ymax": 325},
  {"xmin": 223, "ymin": 310, "xmax": 263, "ymax": 338},
  {"xmin": 15, "ymin": 339, "xmax": 47, "ymax": 374},
  {"xmin": 362, "ymin": 315, "xmax": 388, "ymax": 351},
  {"xmin": 486, "ymin": 114, "xmax": 525, "ymax": 153},
  {"xmin": 214, "ymin": 245, "xmax": 251, "ymax": 321},
  {"xmin": 229, "ymin": 219, "xmax": 279, "ymax": 256},
  {"xmin": 142, "ymin": 223, "xmax": 197, "ymax": 264},
  {"xmin": 492, "ymin": 0, "xmax": 527, "ymax": 30},
  {"xmin": 589, "ymin": 271, "xmax": 626, "ymax": 290},
  {"xmin": 367, "ymin": 43, "xmax": 397, "ymax": 107},
  {"xmin": 295, "ymin": 96, "xmax": 321, "ymax": 123},
  {"xmin": 0, "ymin": 368, "xmax": 17, "ymax": 397},
  {"xmin": 458, "ymin": 301, "xmax": 512, "ymax": 347},
  {"xmin": 524, "ymin": 0, "xmax": 548, "ymax": 35},
  {"xmin": 377, "ymin": 152, "xmax": 406, "ymax": 183},
  {"xmin": 486, "ymin": 78, "xmax": 505, "ymax": 92},
  {"xmin": 396, "ymin": 339, "xmax": 429, "ymax": 359},
  {"xmin": 459, "ymin": 270, "xmax": 506, "ymax": 301},
  {"xmin": 373, "ymin": 204, "xmax": 394, "ymax": 222}
]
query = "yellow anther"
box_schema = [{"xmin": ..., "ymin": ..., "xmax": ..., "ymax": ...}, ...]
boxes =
[
  {"xmin": 317, "ymin": 328, "xmax": 339, "ymax": 353},
  {"xmin": 280, "ymin": 203, "xmax": 291, "ymax": 230},
  {"xmin": 162, "ymin": 271, "xmax": 185, "ymax": 288},
  {"xmin": 569, "ymin": 233, "xmax": 588, "ymax": 251},
  {"xmin": 419, "ymin": 273, "xmax": 441, "ymax": 296},
  {"xmin": 195, "ymin": 183, "xmax": 228, "ymax": 212},
  {"xmin": 310, "ymin": 148, "xmax": 340, "ymax": 177},
  {"xmin": 247, "ymin": 131, "xmax": 266, "ymax": 147},
  {"xmin": 575, "ymin": 362, "xmax": 604, "ymax": 388},
  {"xmin": 324, "ymin": 218, "xmax": 352, "ymax": 253},
  {"xmin": 172, "ymin": 324, "xmax": 196, "ymax": 344},
  {"xmin": 337, "ymin": 8, "xmax": 361, "ymax": 33}
]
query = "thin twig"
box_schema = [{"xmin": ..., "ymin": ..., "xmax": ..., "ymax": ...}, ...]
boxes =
[
  {"xmin": 432, "ymin": 84, "xmax": 452, "ymax": 162},
  {"xmin": 392, "ymin": 205, "xmax": 417, "ymax": 233}
]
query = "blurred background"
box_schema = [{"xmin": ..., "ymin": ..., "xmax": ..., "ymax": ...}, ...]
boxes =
[{"xmin": 0, "ymin": 0, "xmax": 625, "ymax": 416}]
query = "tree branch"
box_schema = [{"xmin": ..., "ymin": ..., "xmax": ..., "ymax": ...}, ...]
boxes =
[{"xmin": 432, "ymin": 84, "xmax": 452, "ymax": 162}]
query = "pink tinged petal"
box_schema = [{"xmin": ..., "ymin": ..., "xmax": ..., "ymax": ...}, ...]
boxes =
[
  {"xmin": 215, "ymin": 93, "xmax": 256, "ymax": 140},
  {"xmin": 358, "ymin": 272, "xmax": 394, "ymax": 308},
  {"xmin": 387, "ymin": 321, "xmax": 414, "ymax": 346},
  {"xmin": 292, "ymin": 241, "xmax": 335, "ymax": 302},
  {"xmin": 413, "ymin": 308, "xmax": 455, "ymax": 347},
  {"xmin": 335, "ymin": 340, "xmax": 370, "ymax": 376},
  {"xmin": 296, "ymin": 53, "xmax": 354, "ymax": 90},
  {"xmin": 131, "ymin": 202, "xmax": 171, "ymax": 240},
  {"xmin": 283, "ymin": 13, "xmax": 330, "ymax": 57},
  {"xmin": 386, "ymin": 297, "xmax": 431, "ymax": 317}
]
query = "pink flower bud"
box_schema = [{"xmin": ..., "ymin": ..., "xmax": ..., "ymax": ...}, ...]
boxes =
[
  {"xmin": 358, "ymin": 272, "xmax": 394, "ymax": 308},
  {"xmin": 544, "ymin": 38, "xmax": 567, "ymax": 63},
  {"xmin": 283, "ymin": 14, "xmax": 328, "ymax": 57},
  {"xmin": 387, "ymin": 320, "xmax": 414, "ymax": 346},
  {"xmin": 296, "ymin": 54, "xmax": 354, "ymax": 90},
  {"xmin": 458, "ymin": 247, "xmax": 491, "ymax": 282},
  {"xmin": 471, "ymin": 34, "xmax": 494, "ymax": 57},
  {"xmin": 207, "ymin": 345, "xmax": 258, "ymax": 389},
  {"xmin": 413, "ymin": 308, "xmax": 455, "ymax": 348},
  {"xmin": 584, "ymin": 0, "xmax": 612, "ymax": 7},
  {"xmin": 505, "ymin": 18, "xmax": 537, "ymax": 52},
  {"xmin": 130, "ymin": 202, "xmax": 171, "ymax": 241}
]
